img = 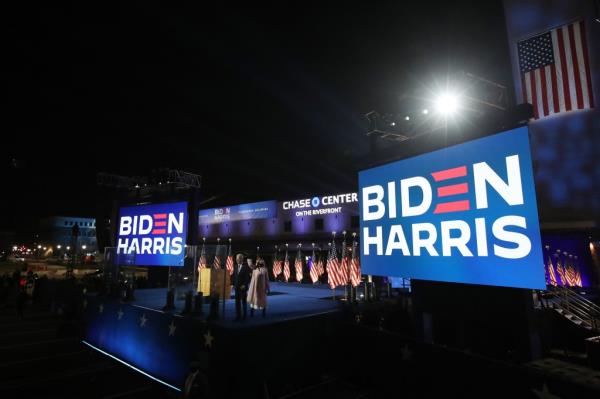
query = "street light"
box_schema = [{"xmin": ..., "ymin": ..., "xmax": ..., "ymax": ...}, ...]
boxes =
[
  {"xmin": 37, "ymin": 245, "xmax": 42, "ymax": 249},
  {"xmin": 82, "ymin": 245, "xmax": 87, "ymax": 250},
  {"xmin": 57, "ymin": 245, "xmax": 62, "ymax": 249},
  {"xmin": 66, "ymin": 246, "xmax": 71, "ymax": 250}
]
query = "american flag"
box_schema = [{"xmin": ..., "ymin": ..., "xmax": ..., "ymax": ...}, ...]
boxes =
[
  {"xmin": 272, "ymin": 251, "xmax": 282, "ymax": 279},
  {"xmin": 349, "ymin": 240, "xmax": 361, "ymax": 288},
  {"xmin": 295, "ymin": 246, "xmax": 303, "ymax": 282},
  {"xmin": 518, "ymin": 20, "xmax": 594, "ymax": 119},
  {"xmin": 339, "ymin": 241, "xmax": 349, "ymax": 285},
  {"xmin": 327, "ymin": 240, "xmax": 342, "ymax": 289},
  {"xmin": 213, "ymin": 245, "xmax": 221, "ymax": 269},
  {"xmin": 546, "ymin": 256, "xmax": 557, "ymax": 287},
  {"xmin": 316, "ymin": 256, "xmax": 324, "ymax": 276},
  {"xmin": 564, "ymin": 256, "xmax": 583, "ymax": 288},
  {"xmin": 225, "ymin": 244, "xmax": 234, "ymax": 275},
  {"xmin": 283, "ymin": 249, "xmax": 290, "ymax": 282},
  {"xmin": 574, "ymin": 266, "xmax": 582, "ymax": 288},
  {"xmin": 565, "ymin": 265, "xmax": 577, "ymax": 287},
  {"xmin": 555, "ymin": 257, "xmax": 566, "ymax": 285},
  {"xmin": 197, "ymin": 242, "xmax": 207, "ymax": 270},
  {"xmin": 309, "ymin": 252, "xmax": 319, "ymax": 284}
]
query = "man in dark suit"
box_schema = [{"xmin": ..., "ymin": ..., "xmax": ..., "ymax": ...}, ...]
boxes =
[{"xmin": 232, "ymin": 253, "xmax": 251, "ymax": 321}]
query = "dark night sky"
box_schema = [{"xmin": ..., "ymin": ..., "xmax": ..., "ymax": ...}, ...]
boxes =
[{"xmin": 3, "ymin": 1, "xmax": 513, "ymax": 233}]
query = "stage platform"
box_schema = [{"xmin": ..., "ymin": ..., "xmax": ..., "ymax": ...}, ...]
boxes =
[
  {"xmin": 83, "ymin": 282, "xmax": 347, "ymax": 393},
  {"xmin": 133, "ymin": 282, "xmax": 346, "ymax": 327}
]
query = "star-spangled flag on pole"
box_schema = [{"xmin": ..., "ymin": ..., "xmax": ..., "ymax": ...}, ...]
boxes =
[
  {"xmin": 327, "ymin": 239, "xmax": 343, "ymax": 289},
  {"xmin": 316, "ymin": 255, "xmax": 324, "ymax": 276},
  {"xmin": 339, "ymin": 238, "xmax": 349, "ymax": 285},
  {"xmin": 518, "ymin": 20, "xmax": 594, "ymax": 119},
  {"xmin": 564, "ymin": 256, "xmax": 582, "ymax": 288},
  {"xmin": 283, "ymin": 248, "xmax": 290, "ymax": 282},
  {"xmin": 546, "ymin": 256, "xmax": 557, "ymax": 287},
  {"xmin": 295, "ymin": 246, "xmax": 303, "ymax": 282},
  {"xmin": 326, "ymin": 245, "xmax": 334, "ymax": 289},
  {"xmin": 349, "ymin": 238, "xmax": 361, "ymax": 288},
  {"xmin": 555, "ymin": 256, "xmax": 566, "ymax": 286},
  {"xmin": 197, "ymin": 241, "xmax": 207, "ymax": 270},
  {"xmin": 225, "ymin": 243, "xmax": 234, "ymax": 275},
  {"xmin": 309, "ymin": 250, "xmax": 319, "ymax": 284},
  {"xmin": 272, "ymin": 249, "xmax": 282, "ymax": 279},
  {"xmin": 213, "ymin": 244, "xmax": 221, "ymax": 269}
]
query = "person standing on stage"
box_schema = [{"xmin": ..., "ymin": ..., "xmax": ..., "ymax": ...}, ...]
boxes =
[
  {"xmin": 232, "ymin": 253, "xmax": 251, "ymax": 321},
  {"xmin": 247, "ymin": 258, "xmax": 270, "ymax": 317}
]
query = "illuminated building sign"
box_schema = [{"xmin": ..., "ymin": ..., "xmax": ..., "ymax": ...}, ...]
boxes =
[
  {"xmin": 359, "ymin": 126, "xmax": 545, "ymax": 289},
  {"xmin": 117, "ymin": 202, "xmax": 188, "ymax": 267},
  {"xmin": 198, "ymin": 200, "xmax": 277, "ymax": 225},
  {"xmin": 282, "ymin": 193, "xmax": 358, "ymax": 218}
]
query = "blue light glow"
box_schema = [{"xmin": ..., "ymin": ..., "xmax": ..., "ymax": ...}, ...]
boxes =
[{"xmin": 82, "ymin": 340, "xmax": 181, "ymax": 392}]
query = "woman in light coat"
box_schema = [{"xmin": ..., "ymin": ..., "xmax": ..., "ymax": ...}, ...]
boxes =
[{"xmin": 247, "ymin": 258, "xmax": 269, "ymax": 317}]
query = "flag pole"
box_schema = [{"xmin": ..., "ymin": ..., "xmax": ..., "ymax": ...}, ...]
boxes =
[
  {"xmin": 352, "ymin": 232, "xmax": 357, "ymax": 302},
  {"xmin": 215, "ymin": 237, "xmax": 222, "ymax": 316},
  {"xmin": 273, "ymin": 245, "xmax": 278, "ymax": 282},
  {"xmin": 332, "ymin": 231, "xmax": 337, "ymax": 300},
  {"xmin": 197, "ymin": 237, "xmax": 206, "ymax": 294},
  {"xmin": 285, "ymin": 243, "xmax": 289, "ymax": 283},
  {"xmin": 191, "ymin": 244, "xmax": 197, "ymax": 294},
  {"xmin": 328, "ymin": 242, "xmax": 333, "ymax": 299},
  {"xmin": 298, "ymin": 242, "xmax": 302, "ymax": 283},
  {"xmin": 343, "ymin": 230, "xmax": 348, "ymax": 301},
  {"xmin": 311, "ymin": 242, "xmax": 316, "ymax": 284},
  {"xmin": 222, "ymin": 238, "xmax": 229, "ymax": 317}
]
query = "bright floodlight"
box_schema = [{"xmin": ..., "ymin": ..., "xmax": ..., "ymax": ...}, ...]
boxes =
[{"xmin": 435, "ymin": 93, "xmax": 460, "ymax": 115}]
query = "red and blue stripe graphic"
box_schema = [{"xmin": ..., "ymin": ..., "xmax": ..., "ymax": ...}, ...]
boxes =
[{"xmin": 431, "ymin": 165, "xmax": 470, "ymax": 214}]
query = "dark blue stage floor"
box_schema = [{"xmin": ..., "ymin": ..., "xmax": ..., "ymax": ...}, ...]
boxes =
[
  {"xmin": 83, "ymin": 282, "xmax": 347, "ymax": 391},
  {"xmin": 133, "ymin": 282, "xmax": 346, "ymax": 327}
]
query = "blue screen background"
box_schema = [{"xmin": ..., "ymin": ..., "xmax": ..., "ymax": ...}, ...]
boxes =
[
  {"xmin": 359, "ymin": 127, "xmax": 546, "ymax": 289},
  {"xmin": 117, "ymin": 201, "xmax": 188, "ymax": 267}
]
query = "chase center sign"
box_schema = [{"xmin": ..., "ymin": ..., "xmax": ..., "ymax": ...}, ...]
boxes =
[
  {"xmin": 282, "ymin": 193, "xmax": 358, "ymax": 218},
  {"xmin": 358, "ymin": 127, "xmax": 546, "ymax": 289}
]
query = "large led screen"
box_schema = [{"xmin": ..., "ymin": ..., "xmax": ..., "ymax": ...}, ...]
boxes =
[
  {"xmin": 117, "ymin": 202, "xmax": 188, "ymax": 266},
  {"xmin": 359, "ymin": 126, "xmax": 546, "ymax": 289}
]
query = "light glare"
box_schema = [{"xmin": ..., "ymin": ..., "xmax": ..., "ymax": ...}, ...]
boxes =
[{"xmin": 435, "ymin": 93, "xmax": 460, "ymax": 115}]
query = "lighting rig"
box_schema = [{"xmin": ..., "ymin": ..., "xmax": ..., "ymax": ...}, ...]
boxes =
[{"xmin": 365, "ymin": 71, "xmax": 531, "ymax": 142}]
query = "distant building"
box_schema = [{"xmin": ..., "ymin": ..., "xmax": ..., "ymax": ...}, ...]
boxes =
[{"xmin": 39, "ymin": 216, "xmax": 98, "ymax": 253}]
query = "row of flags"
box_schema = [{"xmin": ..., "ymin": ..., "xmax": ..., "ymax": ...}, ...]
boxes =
[
  {"xmin": 197, "ymin": 240, "xmax": 235, "ymax": 274},
  {"xmin": 196, "ymin": 239, "xmax": 362, "ymax": 288},
  {"xmin": 272, "ymin": 236, "xmax": 362, "ymax": 288},
  {"xmin": 545, "ymin": 255, "xmax": 582, "ymax": 288}
]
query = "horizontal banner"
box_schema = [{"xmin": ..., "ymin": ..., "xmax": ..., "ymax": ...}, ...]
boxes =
[{"xmin": 198, "ymin": 200, "xmax": 277, "ymax": 225}]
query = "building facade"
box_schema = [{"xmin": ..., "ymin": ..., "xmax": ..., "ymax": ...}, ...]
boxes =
[{"xmin": 39, "ymin": 216, "xmax": 98, "ymax": 253}]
